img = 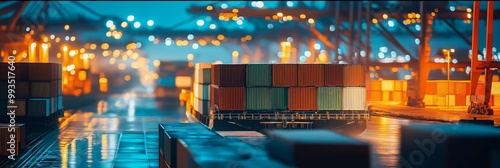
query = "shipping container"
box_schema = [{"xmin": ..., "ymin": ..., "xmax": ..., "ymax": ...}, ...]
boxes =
[
  {"xmin": 324, "ymin": 64, "xmax": 344, "ymax": 87},
  {"xmin": 382, "ymin": 91, "xmax": 390, "ymax": 101},
  {"xmin": 30, "ymin": 82, "xmax": 51, "ymax": 98},
  {"xmin": 342, "ymin": 87, "xmax": 366, "ymax": 110},
  {"xmin": 14, "ymin": 82, "xmax": 29, "ymax": 99},
  {"xmin": 196, "ymin": 99, "xmax": 211, "ymax": 115},
  {"xmin": 455, "ymin": 94, "xmax": 467, "ymax": 106},
  {"xmin": 494, "ymin": 95, "xmax": 500, "ymax": 107},
  {"xmin": 27, "ymin": 98, "xmax": 50, "ymax": 117},
  {"xmin": 15, "ymin": 63, "xmax": 30, "ymax": 81},
  {"xmin": 343, "ymin": 64, "xmax": 365, "ymax": 87},
  {"xmin": 394, "ymin": 80, "xmax": 404, "ymax": 91},
  {"xmin": 0, "ymin": 82, "xmax": 6, "ymax": 100},
  {"xmin": 195, "ymin": 84, "xmax": 209, "ymax": 100},
  {"xmin": 157, "ymin": 77, "xmax": 176, "ymax": 87},
  {"xmin": 423, "ymin": 95, "xmax": 435, "ymax": 106},
  {"xmin": 195, "ymin": 63, "xmax": 211, "ymax": 84},
  {"xmin": 317, "ymin": 87, "xmax": 342, "ymax": 110},
  {"xmin": 28, "ymin": 63, "xmax": 54, "ymax": 81},
  {"xmin": 402, "ymin": 80, "xmax": 408, "ymax": 91},
  {"xmin": 492, "ymin": 82, "xmax": 500, "ymax": 95},
  {"xmin": 246, "ymin": 87, "xmax": 271, "ymax": 111},
  {"xmin": 211, "ymin": 64, "xmax": 246, "ymax": 87},
  {"xmin": 298, "ymin": 64, "xmax": 325, "ymax": 87},
  {"xmin": 425, "ymin": 82, "xmax": 437, "ymax": 95},
  {"xmin": 57, "ymin": 95, "xmax": 63, "ymax": 110},
  {"xmin": 288, "ymin": 87, "xmax": 317, "ymax": 111},
  {"xmin": 175, "ymin": 76, "xmax": 192, "ymax": 88},
  {"xmin": 0, "ymin": 124, "xmax": 25, "ymax": 156},
  {"xmin": 436, "ymin": 82, "xmax": 455, "ymax": 95},
  {"xmin": 455, "ymin": 82, "xmax": 468, "ymax": 95},
  {"xmin": 246, "ymin": 64, "xmax": 272, "ymax": 87},
  {"xmin": 367, "ymin": 90, "xmax": 383, "ymax": 101},
  {"xmin": 381, "ymin": 80, "xmax": 394, "ymax": 91},
  {"xmin": 272, "ymin": 64, "xmax": 297, "ymax": 87},
  {"xmin": 212, "ymin": 87, "xmax": 245, "ymax": 111},
  {"xmin": 271, "ymin": 88, "xmax": 288, "ymax": 110},
  {"xmin": 391, "ymin": 91, "xmax": 403, "ymax": 101},
  {"xmin": 15, "ymin": 99, "xmax": 27, "ymax": 116}
]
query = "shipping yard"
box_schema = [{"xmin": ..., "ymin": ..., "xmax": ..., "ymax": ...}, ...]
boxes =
[{"xmin": 2, "ymin": 1, "xmax": 500, "ymax": 168}]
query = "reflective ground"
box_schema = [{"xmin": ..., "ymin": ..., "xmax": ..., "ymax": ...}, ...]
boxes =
[{"xmin": 5, "ymin": 89, "xmax": 436, "ymax": 168}]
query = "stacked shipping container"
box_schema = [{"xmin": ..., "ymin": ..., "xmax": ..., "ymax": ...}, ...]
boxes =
[
  {"xmin": 365, "ymin": 80, "xmax": 500, "ymax": 107},
  {"xmin": 155, "ymin": 61, "xmax": 193, "ymax": 99},
  {"xmin": 204, "ymin": 63, "xmax": 366, "ymax": 113},
  {"xmin": 0, "ymin": 124, "xmax": 25, "ymax": 156},
  {"xmin": 0, "ymin": 63, "xmax": 63, "ymax": 126},
  {"xmin": 193, "ymin": 63, "xmax": 211, "ymax": 116}
]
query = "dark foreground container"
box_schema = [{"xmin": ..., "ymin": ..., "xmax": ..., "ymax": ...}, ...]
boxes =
[
  {"xmin": 211, "ymin": 64, "xmax": 246, "ymax": 87},
  {"xmin": 0, "ymin": 124, "xmax": 26, "ymax": 156},
  {"xmin": 265, "ymin": 130, "xmax": 370, "ymax": 168}
]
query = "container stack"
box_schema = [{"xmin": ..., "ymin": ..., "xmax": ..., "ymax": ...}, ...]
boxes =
[
  {"xmin": 155, "ymin": 61, "xmax": 193, "ymax": 99},
  {"xmin": 366, "ymin": 80, "xmax": 408, "ymax": 102},
  {"xmin": 0, "ymin": 124, "xmax": 25, "ymax": 156},
  {"xmin": 208, "ymin": 63, "xmax": 366, "ymax": 113},
  {"xmin": 0, "ymin": 63, "xmax": 63, "ymax": 126},
  {"xmin": 192, "ymin": 63, "xmax": 211, "ymax": 118}
]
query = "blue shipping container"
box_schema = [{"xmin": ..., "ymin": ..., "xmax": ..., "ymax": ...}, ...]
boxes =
[{"xmin": 157, "ymin": 77, "xmax": 176, "ymax": 87}]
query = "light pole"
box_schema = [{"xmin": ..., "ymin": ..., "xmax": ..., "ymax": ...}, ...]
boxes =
[{"xmin": 442, "ymin": 48, "xmax": 455, "ymax": 108}]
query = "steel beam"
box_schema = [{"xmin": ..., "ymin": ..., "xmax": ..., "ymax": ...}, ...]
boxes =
[
  {"xmin": 348, "ymin": 1, "xmax": 355, "ymax": 62},
  {"xmin": 373, "ymin": 21, "xmax": 415, "ymax": 62},
  {"xmin": 442, "ymin": 20, "xmax": 472, "ymax": 46},
  {"xmin": 334, "ymin": 1, "xmax": 341, "ymax": 62}
]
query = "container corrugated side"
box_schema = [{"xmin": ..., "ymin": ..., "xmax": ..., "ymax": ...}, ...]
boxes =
[
  {"xmin": 246, "ymin": 87, "xmax": 271, "ymax": 111},
  {"xmin": 29, "ymin": 63, "xmax": 53, "ymax": 81},
  {"xmin": 27, "ymin": 98, "xmax": 51, "ymax": 117},
  {"xmin": 288, "ymin": 87, "xmax": 317, "ymax": 111},
  {"xmin": 215, "ymin": 87, "xmax": 246, "ymax": 111},
  {"xmin": 197, "ymin": 84, "xmax": 209, "ymax": 100},
  {"xmin": 271, "ymin": 88, "xmax": 288, "ymax": 110},
  {"xmin": 342, "ymin": 87, "xmax": 366, "ymax": 110},
  {"xmin": 246, "ymin": 64, "xmax": 272, "ymax": 87},
  {"xmin": 212, "ymin": 64, "xmax": 246, "ymax": 87},
  {"xmin": 324, "ymin": 64, "xmax": 343, "ymax": 86},
  {"xmin": 211, "ymin": 64, "xmax": 221, "ymax": 86},
  {"xmin": 30, "ymin": 82, "xmax": 51, "ymax": 98},
  {"xmin": 272, "ymin": 64, "xmax": 297, "ymax": 87},
  {"xmin": 199, "ymin": 68, "xmax": 211, "ymax": 84},
  {"xmin": 342, "ymin": 64, "xmax": 365, "ymax": 87},
  {"xmin": 436, "ymin": 82, "xmax": 455, "ymax": 95},
  {"xmin": 298, "ymin": 64, "xmax": 324, "ymax": 87},
  {"xmin": 317, "ymin": 87, "xmax": 342, "ymax": 110},
  {"xmin": 197, "ymin": 99, "xmax": 210, "ymax": 114}
]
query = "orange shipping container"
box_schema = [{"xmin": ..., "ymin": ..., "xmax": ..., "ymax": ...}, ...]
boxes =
[
  {"xmin": 455, "ymin": 94, "xmax": 467, "ymax": 106},
  {"xmin": 391, "ymin": 91, "xmax": 403, "ymax": 101},
  {"xmin": 212, "ymin": 87, "xmax": 245, "ymax": 111},
  {"xmin": 425, "ymin": 82, "xmax": 437, "ymax": 95},
  {"xmin": 324, "ymin": 64, "xmax": 343, "ymax": 87},
  {"xmin": 211, "ymin": 64, "xmax": 246, "ymax": 87},
  {"xmin": 298, "ymin": 64, "xmax": 324, "ymax": 87},
  {"xmin": 455, "ymin": 82, "xmax": 467, "ymax": 95},
  {"xmin": 394, "ymin": 81, "xmax": 403, "ymax": 91},
  {"xmin": 272, "ymin": 64, "xmax": 298, "ymax": 87},
  {"xmin": 368, "ymin": 80, "xmax": 382, "ymax": 91},
  {"xmin": 343, "ymin": 64, "xmax": 365, "ymax": 87},
  {"xmin": 288, "ymin": 87, "xmax": 317, "ymax": 111},
  {"xmin": 436, "ymin": 82, "xmax": 455, "ymax": 95}
]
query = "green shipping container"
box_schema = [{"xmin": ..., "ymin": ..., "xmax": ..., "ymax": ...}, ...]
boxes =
[
  {"xmin": 246, "ymin": 88, "xmax": 271, "ymax": 110},
  {"xmin": 246, "ymin": 64, "xmax": 272, "ymax": 87},
  {"xmin": 201, "ymin": 68, "xmax": 211, "ymax": 84},
  {"xmin": 271, "ymin": 88, "xmax": 288, "ymax": 110},
  {"xmin": 317, "ymin": 87, "xmax": 342, "ymax": 110}
]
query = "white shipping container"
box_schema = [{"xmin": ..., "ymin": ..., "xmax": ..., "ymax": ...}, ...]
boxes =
[
  {"xmin": 197, "ymin": 99, "xmax": 210, "ymax": 115},
  {"xmin": 197, "ymin": 84, "xmax": 210, "ymax": 100},
  {"xmin": 193, "ymin": 97, "xmax": 199, "ymax": 112},
  {"xmin": 342, "ymin": 87, "xmax": 366, "ymax": 110},
  {"xmin": 193, "ymin": 83, "xmax": 199, "ymax": 99}
]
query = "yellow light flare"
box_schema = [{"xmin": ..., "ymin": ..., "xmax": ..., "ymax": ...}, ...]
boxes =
[
  {"xmin": 109, "ymin": 58, "xmax": 116, "ymax": 64},
  {"xmin": 467, "ymin": 8, "xmax": 472, "ymax": 13},
  {"xmin": 188, "ymin": 62, "xmax": 194, "ymax": 68},
  {"xmin": 124, "ymin": 75, "xmax": 131, "ymax": 81},
  {"xmin": 217, "ymin": 34, "xmax": 225, "ymax": 40},
  {"xmin": 206, "ymin": 5, "xmax": 213, "ymax": 11},
  {"xmin": 90, "ymin": 44, "xmax": 97, "ymax": 50},
  {"xmin": 318, "ymin": 53, "xmax": 327, "ymax": 62},
  {"xmin": 55, "ymin": 37, "xmax": 61, "ymax": 43},
  {"xmin": 57, "ymin": 53, "xmax": 61, "ymax": 58},
  {"xmin": 232, "ymin": 51, "xmax": 239, "ymax": 57},
  {"xmin": 122, "ymin": 55, "xmax": 127, "ymax": 61},
  {"xmin": 369, "ymin": 66, "xmax": 375, "ymax": 71},
  {"xmin": 69, "ymin": 50, "xmax": 76, "ymax": 57},
  {"xmin": 70, "ymin": 70, "xmax": 76, "ymax": 75},
  {"xmin": 29, "ymin": 30, "xmax": 34, "ymax": 35},
  {"xmin": 272, "ymin": 15, "xmax": 278, "ymax": 20},
  {"xmin": 182, "ymin": 40, "xmax": 189, "ymax": 46},
  {"xmin": 131, "ymin": 53, "xmax": 139, "ymax": 59},
  {"xmin": 103, "ymin": 50, "xmax": 110, "ymax": 57},
  {"xmin": 232, "ymin": 16, "xmax": 238, "ymax": 21},
  {"xmin": 101, "ymin": 43, "xmax": 109, "ymax": 50},
  {"xmin": 80, "ymin": 48, "xmax": 85, "ymax": 53},
  {"xmin": 391, "ymin": 67, "xmax": 399, "ymax": 72},
  {"xmin": 245, "ymin": 35, "xmax": 252, "ymax": 40},
  {"xmin": 265, "ymin": 16, "xmax": 271, "ymax": 20},
  {"xmin": 382, "ymin": 14, "xmax": 388, "ymax": 19},
  {"xmin": 218, "ymin": 16, "xmax": 225, "ymax": 20},
  {"xmin": 242, "ymin": 57, "xmax": 249, "ymax": 64},
  {"xmin": 176, "ymin": 40, "xmax": 182, "ymax": 46},
  {"xmin": 198, "ymin": 39, "xmax": 207, "ymax": 46},
  {"xmin": 372, "ymin": 18, "xmax": 378, "ymax": 24},
  {"xmin": 153, "ymin": 60, "xmax": 160, "ymax": 66},
  {"xmin": 152, "ymin": 73, "xmax": 159, "ymax": 79},
  {"xmin": 64, "ymin": 25, "xmax": 70, "ymax": 30},
  {"xmin": 43, "ymin": 36, "xmax": 49, "ymax": 42},
  {"xmin": 308, "ymin": 18, "xmax": 314, "ymax": 24},
  {"xmin": 286, "ymin": 16, "xmax": 293, "ymax": 20},
  {"xmin": 375, "ymin": 66, "xmax": 380, "ymax": 70},
  {"xmin": 117, "ymin": 63, "xmax": 126, "ymax": 70},
  {"xmin": 110, "ymin": 25, "xmax": 116, "ymax": 31},
  {"xmin": 187, "ymin": 54, "xmax": 194, "ymax": 61},
  {"xmin": 300, "ymin": 14, "xmax": 306, "ymax": 19},
  {"xmin": 106, "ymin": 31, "xmax": 112, "ymax": 37},
  {"xmin": 121, "ymin": 21, "xmax": 128, "ymax": 28},
  {"xmin": 277, "ymin": 12, "xmax": 283, "ymax": 17},
  {"xmin": 415, "ymin": 13, "xmax": 421, "ymax": 19},
  {"xmin": 78, "ymin": 70, "xmax": 87, "ymax": 80},
  {"xmin": 153, "ymin": 38, "xmax": 160, "ymax": 44},
  {"xmin": 70, "ymin": 36, "xmax": 76, "ymax": 41},
  {"xmin": 113, "ymin": 32, "xmax": 122, "ymax": 40},
  {"xmin": 404, "ymin": 75, "xmax": 412, "ymax": 80},
  {"xmin": 232, "ymin": 9, "xmax": 238, "ymax": 13},
  {"xmin": 212, "ymin": 40, "xmax": 220, "ymax": 46},
  {"xmin": 241, "ymin": 37, "xmax": 246, "ymax": 42},
  {"xmin": 131, "ymin": 62, "xmax": 139, "ymax": 69}
]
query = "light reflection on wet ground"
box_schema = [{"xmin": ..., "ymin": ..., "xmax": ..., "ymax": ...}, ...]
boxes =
[{"xmin": 7, "ymin": 89, "xmax": 440, "ymax": 168}]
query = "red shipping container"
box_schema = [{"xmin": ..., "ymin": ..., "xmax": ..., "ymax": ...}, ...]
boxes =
[
  {"xmin": 288, "ymin": 87, "xmax": 317, "ymax": 111},
  {"xmin": 298, "ymin": 64, "xmax": 324, "ymax": 87},
  {"xmin": 425, "ymin": 82, "xmax": 437, "ymax": 95},
  {"xmin": 210, "ymin": 85, "xmax": 219, "ymax": 109},
  {"xmin": 211, "ymin": 64, "xmax": 246, "ymax": 87},
  {"xmin": 272, "ymin": 64, "xmax": 298, "ymax": 87},
  {"xmin": 455, "ymin": 94, "xmax": 467, "ymax": 106},
  {"xmin": 212, "ymin": 87, "xmax": 245, "ymax": 111},
  {"xmin": 324, "ymin": 64, "xmax": 344, "ymax": 87},
  {"xmin": 342, "ymin": 64, "xmax": 365, "ymax": 87},
  {"xmin": 211, "ymin": 64, "xmax": 220, "ymax": 86}
]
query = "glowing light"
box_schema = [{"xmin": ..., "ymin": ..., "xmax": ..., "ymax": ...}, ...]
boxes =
[
  {"xmin": 236, "ymin": 20, "xmax": 243, "ymax": 25},
  {"xmin": 415, "ymin": 24, "xmax": 421, "ymax": 31},
  {"xmin": 127, "ymin": 15, "xmax": 135, "ymax": 21},
  {"xmin": 372, "ymin": 18, "xmax": 378, "ymax": 24},
  {"xmin": 286, "ymin": 1, "xmax": 293, "ymax": 7},
  {"xmin": 299, "ymin": 56, "xmax": 306, "ymax": 62},
  {"xmin": 41, "ymin": 43, "xmax": 48, "ymax": 49},
  {"xmin": 134, "ymin": 22, "xmax": 141, "ymax": 28},
  {"xmin": 136, "ymin": 42, "xmax": 142, "ymax": 48},
  {"xmin": 304, "ymin": 51, "xmax": 311, "ymax": 57},
  {"xmin": 206, "ymin": 5, "xmax": 213, "ymax": 10},
  {"xmin": 182, "ymin": 40, "xmax": 189, "ymax": 46},
  {"xmin": 277, "ymin": 12, "xmax": 283, "ymax": 17},
  {"xmin": 380, "ymin": 47, "xmax": 388, "ymax": 53},
  {"xmin": 50, "ymin": 34, "xmax": 55, "ymax": 39},
  {"xmin": 121, "ymin": 22, "xmax": 128, "ymax": 28},
  {"xmin": 308, "ymin": 18, "xmax": 315, "ymax": 24},
  {"xmin": 26, "ymin": 27, "xmax": 30, "ymax": 32},
  {"xmin": 187, "ymin": 34, "xmax": 194, "ymax": 40},
  {"xmin": 69, "ymin": 50, "xmax": 76, "ymax": 57},
  {"xmin": 232, "ymin": 51, "xmax": 239, "ymax": 57},
  {"xmin": 314, "ymin": 43, "xmax": 321, "ymax": 50},
  {"xmin": 118, "ymin": 63, "xmax": 126, "ymax": 70},
  {"xmin": 404, "ymin": 75, "xmax": 412, "ymax": 80},
  {"xmin": 196, "ymin": 20, "xmax": 205, "ymax": 26},
  {"xmin": 192, "ymin": 43, "xmax": 199, "ymax": 49},
  {"xmin": 300, "ymin": 14, "xmax": 306, "ymax": 19},
  {"xmin": 255, "ymin": 1, "xmax": 264, "ymax": 8},
  {"xmin": 405, "ymin": 55, "xmax": 411, "ymax": 61},
  {"xmin": 70, "ymin": 36, "xmax": 76, "ymax": 42},
  {"xmin": 106, "ymin": 31, "xmax": 112, "ymax": 37},
  {"xmin": 64, "ymin": 25, "xmax": 70, "ymax": 30},
  {"xmin": 187, "ymin": 54, "xmax": 194, "ymax": 61},
  {"xmin": 148, "ymin": 35, "xmax": 155, "ymax": 42},
  {"xmin": 388, "ymin": 20, "xmax": 395, "ymax": 27},
  {"xmin": 80, "ymin": 48, "xmax": 85, "ymax": 53},
  {"xmin": 329, "ymin": 25, "xmax": 335, "ymax": 32},
  {"xmin": 165, "ymin": 40, "xmax": 172, "ymax": 46},
  {"xmin": 124, "ymin": 75, "xmax": 131, "ymax": 81},
  {"xmin": 360, "ymin": 51, "xmax": 366, "ymax": 57},
  {"xmin": 378, "ymin": 52, "xmax": 385, "ymax": 59},
  {"xmin": 383, "ymin": 14, "xmax": 388, "ymax": 19},
  {"xmin": 103, "ymin": 51, "xmax": 110, "ymax": 56},
  {"xmin": 450, "ymin": 6, "xmax": 455, "ymax": 12},
  {"xmin": 415, "ymin": 38, "xmax": 420, "ymax": 45},
  {"xmin": 65, "ymin": 36, "xmax": 70, "ymax": 41},
  {"xmin": 217, "ymin": 34, "xmax": 225, "ymax": 41},
  {"xmin": 106, "ymin": 20, "xmax": 114, "ymax": 28},
  {"xmin": 221, "ymin": 3, "xmax": 228, "ymax": 9},
  {"xmin": 267, "ymin": 24, "xmax": 274, "ymax": 29},
  {"xmin": 287, "ymin": 37, "xmax": 293, "ymax": 42},
  {"xmin": 209, "ymin": 24, "xmax": 216, "ymax": 29},
  {"xmin": 101, "ymin": 43, "xmax": 109, "ymax": 50},
  {"xmin": 147, "ymin": 20, "xmax": 154, "ymax": 26}
]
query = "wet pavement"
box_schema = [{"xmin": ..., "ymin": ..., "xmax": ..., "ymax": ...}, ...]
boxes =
[{"xmin": 5, "ymin": 90, "xmax": 440, "ymax": 168}]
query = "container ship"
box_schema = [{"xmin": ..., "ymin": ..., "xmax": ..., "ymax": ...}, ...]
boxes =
[
  {"xmin": 154, "ymin": 61, "xmax": 193, "ymax": 102},
  {"xmin": 187, "ymin": 63, "xmax": 370, "ymax": 135}
]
